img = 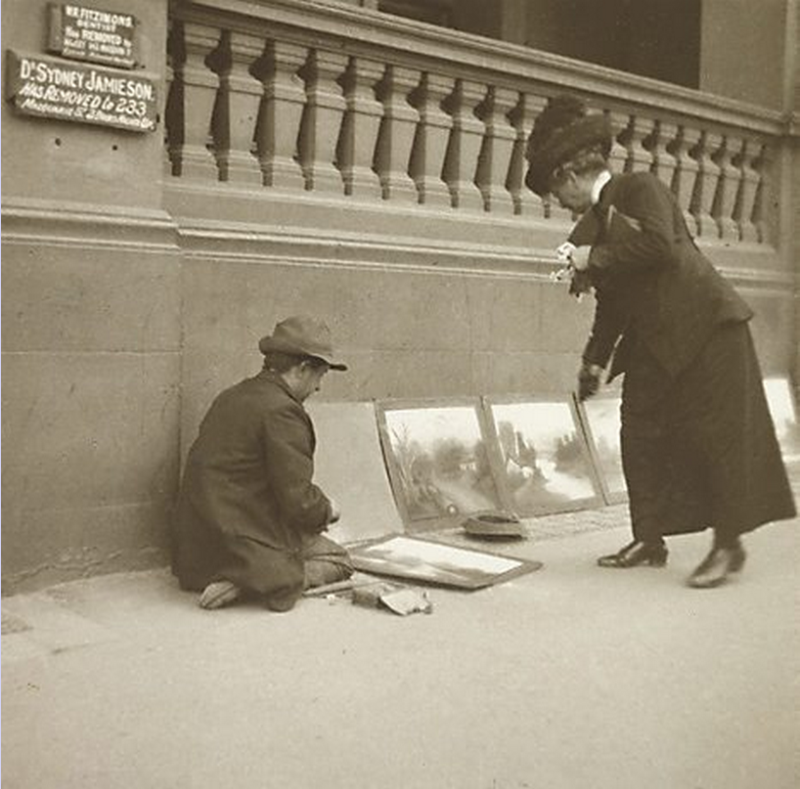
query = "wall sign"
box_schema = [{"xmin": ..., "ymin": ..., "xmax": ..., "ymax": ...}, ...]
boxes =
[
  {"xmin": 6, "ymin": 50, "xmax": 158, "ymax": 132},
  {"xmin": 48, "ymin": 3, "xmax": 137, "ymax": 69}
]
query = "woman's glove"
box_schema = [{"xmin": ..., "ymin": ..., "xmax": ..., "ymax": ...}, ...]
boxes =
[
  {"xmin": 577, "ymin": 362, "xmax": 604, "ymax": 401},
  {"xmin": 554, "ymin": 243, "xmax": 594, "ymax": 299}
]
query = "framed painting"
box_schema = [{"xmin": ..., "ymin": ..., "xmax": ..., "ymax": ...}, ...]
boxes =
[
  {"xmin": 763, "ymin": 377, "xmax": 800, "ymax": 473},
  {"xmin": 375, "ymin": 399, "xmax": 506, "ymax": 530},
  {"xmin": 348, "ymin": 534, "xmax": 541, "ymax": 589},
  {"xmin": 577, "ymin": 393, "xmax": 628, "ymax": 505},
  {"xmin": 484, "ymin": 395, "xmax": 602, "ymax": 516}
]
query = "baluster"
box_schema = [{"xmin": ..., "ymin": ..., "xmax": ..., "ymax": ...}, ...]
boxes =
[
  {"xmin": 645, "ymin": 119, "xmax": 678, "ymax": 188},
  {"xmin": 298, "ymin": 49, "xmax": 348, "ymax": 193},
  {"xmin": 337, "ymin": 56, "xmax": 384, "ymax": 198},
  {"xmin": 605, "ymin": 110, "xmax": 630, "ymax": 174},
  {"xmin": 373, "ymin": 65, "xmax": 420, "ymax": 202},
  {"xmin": 751, "ymin": 143, "xmax": 770, "ymax": 244},
  {"xmin": 206, "ymin": 31, "xmax": 263, "ymax": 183},
  {"xmin": 620, "ymin": 115, "xmax": 655, "ymax": 173},
  {"xmin": 711, "ymin": 135, "xmax": 742, "ymax": 241},
  {"xmin": 732, "ymin": 138, "xmax": 760, "ymax": 243},
  {"xmin": 509, "ymin": 92, "xmax": 546, "ymax": 217},
  {"xmin": 177, "ymin": 22, "xmax": 221, "ymax": 180},
  {"xmin": 408, "ymin": 72, "xmax": 455, "ymax": 206},
  {"xmin": 538, "ymin": 97, "xmax": 575, "ymax": 223},
  {"xmin": 668, "ymin": 125, "xmax": 701, "ymax": 236},
  {"xmin": 474, "ymin": 85, "xmax": 517, "ymax": 214},
  {"xmin": 251, "ymin": 41, "xmax": 307, "ymax": 190},
  {"xmin": 164, "ymin": 21, "xmax": 184, "ymax": 177},
  {"xmin": 442, "ymin": 79, "xmax": 486, "ymax": 211},
  {"xmin": 690, "ymin": 130, "xmax": 722, "ymax": 238}
]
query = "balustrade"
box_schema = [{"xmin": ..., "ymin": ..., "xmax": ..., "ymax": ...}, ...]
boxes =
[{"xmin": 165, "ymin": 1, "xmax": 784, "ymax": 247}]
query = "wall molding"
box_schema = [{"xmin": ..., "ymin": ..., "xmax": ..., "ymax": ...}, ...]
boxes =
[
  {"xmin": 2, "ymin": 197, "xmax": 181, "ymax": 254},
  {"xmin": 175, "ymin": 216, "xmax": 796, "ymax": 294}
]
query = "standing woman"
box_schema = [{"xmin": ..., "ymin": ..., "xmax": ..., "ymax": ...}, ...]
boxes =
[{"xmin": 525, "ymin": 94, "xmax": 795, "ymax": 588}]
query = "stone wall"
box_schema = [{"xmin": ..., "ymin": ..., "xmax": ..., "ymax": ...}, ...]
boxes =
[{"xmin": 2, "ymin": 0, "xmax": 797, "ymax": 594}]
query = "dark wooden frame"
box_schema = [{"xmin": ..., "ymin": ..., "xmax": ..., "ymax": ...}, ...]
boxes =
[
  {"xmin": 348, "ymin": 534, "xmax": 541, "ymax": 589},
  {"xmin": 375, "ymin": 398, "xmax": 508, "ymax": 532}
]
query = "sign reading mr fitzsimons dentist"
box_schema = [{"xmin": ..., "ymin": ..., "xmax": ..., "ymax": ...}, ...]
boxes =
[
  {"xmin": 5, "ymin": 50, "xmax": 158, "ymax": 132},
  {"xmin": 47, "ymin": 4, "xmax": 137, "ymax": 69}
]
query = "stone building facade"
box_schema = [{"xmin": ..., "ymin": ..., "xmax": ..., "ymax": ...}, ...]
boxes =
[{"xmin": 2, "ymin": 0, "xmax": 798, "ymax": 592}]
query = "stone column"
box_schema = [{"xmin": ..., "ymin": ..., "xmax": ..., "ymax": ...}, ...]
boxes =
[
  {"xmin": 711, "ymin": 135, "xmax": 743, "ymax": 241},
  {"xmin": 298, "ymin": 49, "xmax": 348, "ymax": 193},
  {"xmin": 475, "ymin": 85, "xmax": 517, "ymax": 213},
  {"xmin": 442, "ymin": 79, "xmax": 486, "ymax": 210},
  {"xmin": 374, "ymin": 65, "xmax": 420, "ymax": 202},
  {"xmin": 408, "ymin": 72, "xmax": 455, "ymax": 207},
  {"xmin": 337, "ymin": 56, "xmax": 384, "ymax": 198},
  {"xmin": 690, "ymin": 130, "xmax": 723, "ymax": 238},
  {"xmin": 177, "ymin": 22, "xmax": 221, "ymax": 180},
  {"xmin": 252, "ymin": 41, "xmax": 307, "ymax": 190}
]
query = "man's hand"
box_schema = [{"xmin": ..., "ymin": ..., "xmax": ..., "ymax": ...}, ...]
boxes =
[{"xmin": 578, "ymin": 362, "xmax": 603, "ymax": 401}]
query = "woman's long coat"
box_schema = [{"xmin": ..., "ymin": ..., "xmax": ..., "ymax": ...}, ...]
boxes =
[{"xmin": 570, "ymin": 172, "xmax": 795, "ymax": 538}]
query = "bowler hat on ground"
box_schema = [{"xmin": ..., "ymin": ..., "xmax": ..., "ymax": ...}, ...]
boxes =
[
  {"xmin": 259, "ymin": 315, "xmax": 348, "ymax": 371},
  {"xmin": 525, "ymin": 94, "xmax": 613, "ymax": 197}
]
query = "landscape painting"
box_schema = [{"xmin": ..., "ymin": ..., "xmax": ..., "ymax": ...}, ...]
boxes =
[
  {"xmin": 377, "ymin": 401, "xmax": 504, "ymax": 526},
  {"xmin": 579, "ymin": 394, "xmax": 627, "ymax": 504},
  {"xmin": 487, "ymin": 397, "xmax": 601, "ymax": 515}
]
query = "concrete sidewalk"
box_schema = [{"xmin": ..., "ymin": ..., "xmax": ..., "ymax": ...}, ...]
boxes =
[{"xmin": 2, "ymin": 518, "xmax": 799, "ymax": 789}]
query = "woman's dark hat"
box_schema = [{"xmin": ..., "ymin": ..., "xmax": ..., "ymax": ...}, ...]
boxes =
[
  {"xmin": 525, "ymin": 94, "xmax": 613, "ymax": 197},
  {"xmin": 259, "ymin": 316, "xmax": 348, "ymax": 371}
]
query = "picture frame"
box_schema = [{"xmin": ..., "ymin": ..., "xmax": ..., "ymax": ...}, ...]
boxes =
[
  {"xmin": 763, "ymin": 376, "xmax": 800, "ymax": 473},
  {"xmin": 348, "ymin": 534, "xmax": 542, "ymax": 589},
  {"xmin": 576, "ymin": 393, "xmax": 628, "ymax": 505},
  {"xmin": 484, "ymin": 395, "xmax": 603, "ymax": 516},
  {"xmin": 375, "ymin": 398, "xmax": 507, "ymax": 530}
]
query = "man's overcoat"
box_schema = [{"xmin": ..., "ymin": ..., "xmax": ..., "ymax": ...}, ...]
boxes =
[{"xmin": 172, "ymin": 369, "xmax": 333, "ymax": 605}]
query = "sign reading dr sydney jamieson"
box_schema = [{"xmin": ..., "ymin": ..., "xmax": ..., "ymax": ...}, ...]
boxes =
[{"xmin": 6, "ymin": 51, "xmax": 157, "ymax": 132}]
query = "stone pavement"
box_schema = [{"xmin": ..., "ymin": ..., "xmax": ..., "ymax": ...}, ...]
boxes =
[{"xmin": 2, "ymin": 510, "xmax": 799, "ymax": 789}]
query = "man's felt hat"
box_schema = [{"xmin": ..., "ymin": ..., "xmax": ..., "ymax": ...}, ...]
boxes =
[
  {"xmin": 258, "ymin": 315, "xmax": 348, "ymax": 371},
  {"xmin": 525, "ymin": 94, "xmax": 613, "ymax": 197}
]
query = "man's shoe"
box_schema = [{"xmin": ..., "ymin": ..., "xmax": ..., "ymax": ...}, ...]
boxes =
[
  {"xmin": 687, "ymin": 544, "xmax": 745, "ymax": 589},
  {"xmin": 199, "ymin": 580, "xmax": 242, "ymax": 609},
  {"xmin": 597, "ymin": 540, "xmax": 668, "ymax": 568}
]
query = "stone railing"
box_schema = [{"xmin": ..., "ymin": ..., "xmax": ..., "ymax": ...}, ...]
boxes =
[{"xmin": 165, "ymin": 0, "xmax": 791, "ymax": 247}]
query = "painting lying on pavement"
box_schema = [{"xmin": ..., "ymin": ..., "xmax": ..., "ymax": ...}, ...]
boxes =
[
  {"xmin": 486, "ymin": 396, "xmax": 602, "ymax": 514},
  {"xmin": 377, "ymin": 400, "xmax": 504, "ymax": 527},
  {"xmin": 348, "ymin": 535, "xmax": 541, "ymax": 589}
]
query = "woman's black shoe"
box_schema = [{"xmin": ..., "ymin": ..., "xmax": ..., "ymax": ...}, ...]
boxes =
[
  {"xmin": 597, "ymin": 540, "xmax": 668, "ymax": 568},
  {"xmin": 687, "ymin": 543, "xmax": 746, "ymax": 589}
]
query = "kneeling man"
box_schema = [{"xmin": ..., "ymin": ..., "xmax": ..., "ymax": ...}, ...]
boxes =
[{"xmin": 172, "ymin": 315, "xmax": 353, "ymax": 611}]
